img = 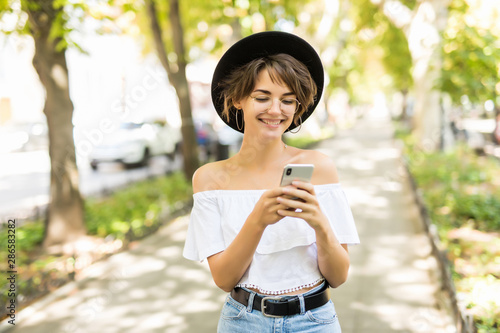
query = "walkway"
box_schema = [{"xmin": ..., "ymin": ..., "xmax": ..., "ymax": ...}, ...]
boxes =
[{"xmin": 0, "ymin": 111, "xmax": 455, "ymax": 332}]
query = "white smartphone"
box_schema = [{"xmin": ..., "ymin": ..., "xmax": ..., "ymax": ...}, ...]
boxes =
[{"xmin": 279, "ymin": 164, "xmax": 314, "ymax": 187}]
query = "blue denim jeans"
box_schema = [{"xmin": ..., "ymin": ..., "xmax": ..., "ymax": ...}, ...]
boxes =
[{"xmin": 217, "ymin": 282, "xmax": 342, "ymax": 333}]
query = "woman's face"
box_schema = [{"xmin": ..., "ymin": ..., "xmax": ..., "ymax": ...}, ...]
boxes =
[{"xmin": 235, "ymin": 69, "xmax": 296, "ymax": 140}]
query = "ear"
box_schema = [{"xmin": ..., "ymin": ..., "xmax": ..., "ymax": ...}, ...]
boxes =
[{"xmin": 234, "ymin": 100, "xmax": 242, "ymax": 110}]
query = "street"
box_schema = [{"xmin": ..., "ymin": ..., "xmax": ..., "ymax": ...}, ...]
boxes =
[{"xmin": 0, "ymin": 150, "xmax": 181, "ymax": 221}]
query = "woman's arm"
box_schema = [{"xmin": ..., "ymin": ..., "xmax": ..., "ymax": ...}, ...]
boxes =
[
  {"xmin": 276, "ymin": 153, "xmax": 350, "ymax": 288},
  {"xmin": 314, "ymin": 218, "xmax": 350, "ymax": 288},
  {"xmin": 207, "ymin": 188, "xmax": 291, "ymax": 292},
  {"xmin": 277, "ymin": 182, "xmax": 350, "ymax": 287},
  {"xmin": 193, "ymin": 165, "xmax": 288, "ymax": 292},
  {"xmin": 206, "ymin": 213, "xmax": 265, "ymax": 292}
]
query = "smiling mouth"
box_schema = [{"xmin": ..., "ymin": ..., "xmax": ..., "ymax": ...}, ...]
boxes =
[{"xmin": 260, "ymin": 119, "xmax": 285, "ymax": 126}]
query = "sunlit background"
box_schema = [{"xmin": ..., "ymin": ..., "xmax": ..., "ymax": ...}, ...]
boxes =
[{"xmin": 0, "ymin": 0, "xmax": 499, "ymax": 332}]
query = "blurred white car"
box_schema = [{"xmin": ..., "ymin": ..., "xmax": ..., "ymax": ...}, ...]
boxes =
[
  {"xmin": 89, "ymin": 121, "xmax": 181, "ymax": 170},
  {"xmin": 0, "ymin": 122, "xmax": 48, "ymax": 153}
]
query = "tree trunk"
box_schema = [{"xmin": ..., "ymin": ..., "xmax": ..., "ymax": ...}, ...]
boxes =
[
  {"xmin": 26, "ymin": 0, "xmax": 86, "ymax": 248},
  {"xmin": 146, "ymin": 0, "xmax": 199, "ymax": 181},
  {"xmin": 398, "ymin": 89, "xmax": 409, "ymax": 123},
  {"xmin": 407, "ymin": 0, "xmax": 450, "ymax": 151},
  {"xmin": 169, "ymin": 0, "xmax": 199, "ymax": 180}
]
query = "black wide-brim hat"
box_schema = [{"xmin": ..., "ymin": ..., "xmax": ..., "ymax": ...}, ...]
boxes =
[{"xmin": 211, "ymin": 31, "xmax": 324, "ymax": 133}]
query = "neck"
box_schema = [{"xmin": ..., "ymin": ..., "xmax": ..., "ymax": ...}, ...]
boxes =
[{"xmin": 236, "ymin": 136, "xmax": 287, "ymax": 170}]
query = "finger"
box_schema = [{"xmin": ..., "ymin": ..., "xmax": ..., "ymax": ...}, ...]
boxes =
[
  {"xmin": 281, "ymin": 194, "xmax": 304, "ymax": 202},
  {"xmin": 291, "ymin": 181, "xmax": 315, "ymax": 194},
  {"xmin": 276, "ymin": 196, "xmax": 308, "ymax": 211},
  {"xmin": 274, "ymin": 203, "xmax": 292, "ymax": 220},
  {"xmin": 264, "ymin": 187, "xmax": 287, "ymax": 198},
  {"xmin": 270, "ymin": 201, "xmax": 291, "ymax": 213},
  {"xmin": 282, "ymin": 187, "xmax": 313, "ymax": 202},
  {"xmin": 277, "ymin": 208, "xmax": 306, "ymax": 217}
]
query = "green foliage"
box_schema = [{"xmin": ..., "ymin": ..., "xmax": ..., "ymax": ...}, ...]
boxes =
[
  {"xmin": 13, "ymin": 222, "xmax": 45, "ymax": 254},
  {"xmin": 328, "ymin": 0, "xmax": 412, "ymax": 103},
  {"xmin": 380, "ymin": 23, "xmax": 412, "ymax": 92},
  {"xmin": 361, "ymin": 0, "xmax": 413, "ymax": 93},
  {"xmin": 125, "ymin": 0, "xmax": 318, "ymax": 63},
  {"xmin": 399, "ymin": 0, "xmax": 417, "ymax": 10},
  {"xmin": 0, "ymin": 172, "xmax": 192, "ymax": 262},
  {"xmin": 398, "ymin": 125, "xmax": 500, "ymax": 331},
  {"xmin": 0, "ymin": 0, "xmax": 11, "ymax": 12},
  {"xmin": 0, "ymin": 221, "xmax": 45, "ymax": 268},
  {"xmin": 440, "ymin": 0, "xmax": 500, "ymax": 105},
  {"xmin": 85, "ymin": 172, "xmax": 192, "ymax": 240},
  {"xmin": 452, "ymin": 194, "xmax": 500, "ymax": 230},
  {"xmin": 179, "ymin": 0, "xmax": 228, "ymax": 58},
  {"xmin": 403, "ymin": 137, "xmax": 500, "ymax": 232},
  {"xmin": 0, "ymin": 0, "xmax": 88, "ymax": 53},
  {"xmin": 0, "ymin": 220, "xmax": 47, "ymax": 319}
]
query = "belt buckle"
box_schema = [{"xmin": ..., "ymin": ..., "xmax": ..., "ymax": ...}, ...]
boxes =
[{"xmin": 261, "ymin": 296, "xmax": 283, "ymax": 318}]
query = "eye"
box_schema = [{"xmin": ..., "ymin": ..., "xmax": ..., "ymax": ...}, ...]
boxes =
[
  {"xmin": 281, "ymin": 98, "xmax": 296, "ymax": 105},
  {"xmin": 253, "ymin": 95, "xmax": 271, "ymax": 103}
]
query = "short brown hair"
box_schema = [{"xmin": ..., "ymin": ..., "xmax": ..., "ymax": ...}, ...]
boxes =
[{"xmin": 218, "ymin": 53, "xmax": 317, "ymax": 128}]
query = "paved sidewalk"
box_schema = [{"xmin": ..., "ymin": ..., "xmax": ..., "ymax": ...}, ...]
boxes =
[
  {"xmin": 1, "ymin": 112, "xmax": 455, "ymax": 333},
  {"xmin": 324, "ymin": 113, "xmax": 455, "ymax": 333}
]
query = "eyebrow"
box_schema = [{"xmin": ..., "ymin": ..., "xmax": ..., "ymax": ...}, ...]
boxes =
[{"xmin": 252, "ymin": 89, "xmax": 296, "ymax": 97}]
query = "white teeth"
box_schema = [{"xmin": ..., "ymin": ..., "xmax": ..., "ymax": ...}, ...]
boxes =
[{"xmin": 261, "ymin": 119, "xmax": 281, "ymax": 125}]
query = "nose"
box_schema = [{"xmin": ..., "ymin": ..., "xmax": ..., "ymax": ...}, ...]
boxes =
[{"xmin": 268, "ymin": 98, "xmax": 282, "ymax": 115}]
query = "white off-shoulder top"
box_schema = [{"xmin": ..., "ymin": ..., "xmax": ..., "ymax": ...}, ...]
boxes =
[{"xmin": 183, "ymin": 183, "xmax": 360, "ymax": 294}]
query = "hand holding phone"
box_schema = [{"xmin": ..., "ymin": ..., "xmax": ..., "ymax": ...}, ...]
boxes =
[{"xmin": 279, "ymin": 164, "xmax": 314, "ymax": 202}]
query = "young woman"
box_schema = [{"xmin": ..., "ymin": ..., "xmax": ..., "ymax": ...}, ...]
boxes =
[{"xmin": 183, "ymin": 31, "xmax": 360, "ymax": 332}]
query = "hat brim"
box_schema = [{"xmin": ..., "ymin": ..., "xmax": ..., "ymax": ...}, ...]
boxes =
[{"xmin": 211, "ymin": 31, "xmax": 324, "ymax": 133}]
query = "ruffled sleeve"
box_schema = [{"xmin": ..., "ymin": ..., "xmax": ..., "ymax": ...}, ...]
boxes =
[
  {"xmin": 183, "ymin": 191, "xmax": 226, "ymax": 262},
  {"xmin": 316, "ymin": 184, "xmax": 360, "ymax": 245}
]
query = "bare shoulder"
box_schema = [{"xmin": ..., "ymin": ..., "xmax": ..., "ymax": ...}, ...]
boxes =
[
  {"xmin": 192, "ymin": 161, "xmax": 225, "ymax": 193},
  {"xmin": 192, "ymin": 159, "xmax": 235, "ymax": 193},
  {"xmin": 302, "ymin": 150, "xmax": 339, "ymax": 184}
]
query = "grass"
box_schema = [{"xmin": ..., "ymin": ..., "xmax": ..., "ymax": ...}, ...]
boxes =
[{"xmin": 85, "ymin": 172, "xmax": 192, "ymax": 241}]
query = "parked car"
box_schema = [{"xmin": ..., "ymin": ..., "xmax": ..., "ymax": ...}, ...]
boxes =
[
  {"xmin": 89, "ymin": 121, "xmax": 181, "ymax": 170},
  {"xmin": 0, "ymin": 121, "xmax": 48, "ymax": 153}
]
